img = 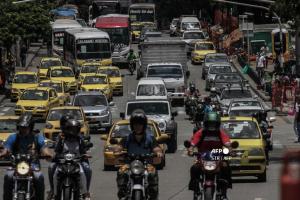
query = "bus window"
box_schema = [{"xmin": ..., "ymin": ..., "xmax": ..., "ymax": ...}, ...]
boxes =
[{"xmin": 76, "ymin": 40, "xmax": 111, "ymax": 60}]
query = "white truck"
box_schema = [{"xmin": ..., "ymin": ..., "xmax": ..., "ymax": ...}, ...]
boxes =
[{"xmin": 137, "ymin": 38, "xmax": 190, "ymax": 107}]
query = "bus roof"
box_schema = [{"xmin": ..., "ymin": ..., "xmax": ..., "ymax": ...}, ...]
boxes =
[
  {"xmin": 95, "ymin": 14, "xmax": 129, "ymax": 28},
  {"xmin": 52, "ymin": 19, "xmax": 82, "ymax": 30},
  {"xmin": 129, "ymin": 3, "xmax": 155, "ymax": 9},
  {"xmin": 65, "ymin": 28, "xmax": 110, "ymax": 39}
]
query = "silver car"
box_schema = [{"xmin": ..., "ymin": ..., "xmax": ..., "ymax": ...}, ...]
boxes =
[
  {"xmin": 202, "ymin": 53, "xmax": 230, "ymax": 80},
  {"xmin": 72, "ymin": 91, "xmax": 113, "ymax": 131}
]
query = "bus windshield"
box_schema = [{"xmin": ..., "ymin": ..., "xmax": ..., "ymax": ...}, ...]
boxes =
[
  {"xmin": 76, "ymin": 39, "xmax": 111, "ymax": 60},
  {"xmin": 129, "ymin": 8, "xmax": 155, "ymax": 22},
  {"xmin": 103, "ymin": 28, "xmax": 130, "ymax": 46}
]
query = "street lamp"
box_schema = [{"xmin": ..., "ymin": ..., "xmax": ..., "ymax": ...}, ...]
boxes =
[{"xmin": 213, "ymin": 0, "xmax": 284, "ymax": 68}]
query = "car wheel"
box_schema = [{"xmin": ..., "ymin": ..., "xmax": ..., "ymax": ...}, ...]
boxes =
[
  {"xmin": 257, "ymin": 169, "xmax": 267, "ymax": 182},
  {"xmin": 167, "ymin": 131, "xmax": 177, "ymax": 153},
  {"xmin": 104, "ymin": 164, "xmax": 115, "ymax": 171}
]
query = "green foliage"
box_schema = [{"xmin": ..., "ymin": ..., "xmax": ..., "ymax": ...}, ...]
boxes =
[
  {"xmin": 273, "ymin": 0, "xmax": 300, "ymax": 25},
  {"xmin": 0, "ymin": 0, "xmax": 54, "ymax": 49}
]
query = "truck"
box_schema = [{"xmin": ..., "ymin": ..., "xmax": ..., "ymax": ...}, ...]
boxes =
[{"xmin": 137, "ymin": 37, "xmax": 190, "ymax": 107}]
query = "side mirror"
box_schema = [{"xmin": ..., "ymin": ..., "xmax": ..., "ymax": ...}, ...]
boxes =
[
  {"xmin": 186, "ymin": 70, "xmax": 190, "ymax": 78},
  {"xmin": 100, "ymin": 135, "xmax": 108, "ymax": 141},
  {"xmin": 109, "ymin": 101, "xmax": 115, "ymax": 106},
  {"xmin": 109, "ymin": 138, "xmax": 118, "ymax": 145},
  {"xmin": 231, "ymin": 141, "xmax": 239, "ymax": 149},
  {"xmin": 120, "ymin": 112, "xmax": 125, "ymax": 119},
  {"xmin": 157, "ymin": 133, "xmax": 169, "ymax": 144},
  {"xmin": 184, "ymin": 140, "xmax": 191, "ymax": 148}
]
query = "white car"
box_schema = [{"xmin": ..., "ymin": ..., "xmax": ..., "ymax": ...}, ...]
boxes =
[{"xmin": 136, "ymin": 77, "xmax": 168, "ymax": 100}]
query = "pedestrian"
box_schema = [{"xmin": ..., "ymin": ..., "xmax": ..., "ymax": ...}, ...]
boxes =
[
  {"xmin": 294, "ymin": 98, "xmax": 300, "ymax": 142},
  {"xmin": 257, "ymin": 53, "xmax": 265, "ymax": 81},
  {"xmin": 20, "ymin": 44, "xmax": 27, "ymax": 68}
]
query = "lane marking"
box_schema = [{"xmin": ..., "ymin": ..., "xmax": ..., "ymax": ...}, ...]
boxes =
[{"xmin": 2, "ymin": 107, "xmax": 10, "ymax": 112}]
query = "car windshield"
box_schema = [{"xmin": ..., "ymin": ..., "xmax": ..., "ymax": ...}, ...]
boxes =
[
  {"xmin": 231, "ymin": 101, "xmax": 262, "ymax": 108},
  {"xmin": 81, "ymin": 65, "xmax": 99, "ymax": 73},
  {"xmin": 221, "ymin": 121, "xmax": 260, "ymax": 139},
  {"xmin": 137, "ymin": 84, "xmax": 166, "ymax": 96},
  {"xmin": 13, "ymin": 74, "xmax": 37, "ymax": 83},
  {"xmin": 20, "ymin": 90, "xmax": 48, "ymax": 100},
  {"xmin": 183, "ymin": 32, "xmax": 204, "ymax": 39},
  {"xmin": 51, "ymin": 69, "xmax": 74, "ymax": 77},
  {"xmin": 98, "ymin": 69, "xmax": 120, "ymax": 77},
  {"xmin": 127, "ymin": 102, "xmax": 169, "ymax": 115},
  {"xmin": 41, "ymin": 60, "xmax": 61, "ymax": 69},
  {"xmin": 111, "ymin": 124, "xmax": 156, "ymax": 138},
  {"xmin": 221, "ymin": 90, "xmax": 252, "ymax": 99},
  {"xmin": 195, "ymin": 43, "xmax": 214, "ymax": 50},
  {"xmin": 73, "ymin": 95, "xmax": 107, "ymax": 106},
  {"xmin": 209, "ymin": 66, "xmax": 232, "ymax": 74},
  {"xmin": 229, "ymin": 110, "xmax": 263, "ymax": 117},
  {"xmin": 215, "ymin": 74, "xmax": 241, "ymax": 82},
  {"xmin": 47, "ymin": 109, "xmax": 82, "ymax": 121},
  {"xmin": 83, "ymin": 76, "xmax": 107, "ymax": 84},
  {"xmin": 205, "ymin": 55, "xmax": 228, "ymax": 63},
  {"xmin": 0, "ymin": 120, "xmax": 17, "ymax": 133},
  {"xmin": 39, "ymin": 82, "xmax": 63, "ymax": 93},
  {"xmin": 147, "ymin": 65, "xmax": 183, "ymax": 78},
  {"xmin": 182, "ymin": 22, "xmax": 200, "ymax": 31}
]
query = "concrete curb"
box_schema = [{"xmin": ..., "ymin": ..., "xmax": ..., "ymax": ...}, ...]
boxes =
[{"xmin": 231, "ymin": 57, "xmax": 270, "ymax": 102}]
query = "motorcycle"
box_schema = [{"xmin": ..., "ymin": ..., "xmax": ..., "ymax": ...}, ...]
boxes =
[
  {"xmin": 184, "ymin": 141, "xmax": 239, "ymax": 200},
  {"xmin": 119, "ymin": 153, "xmax": 156, "ymax": 200},
  {"xmin": 129, "ymin": 59, "xmax": 137, "ymax": 75},
  {"xmin": 10, "ymin": 153, "xmax": 48, "ymax": 200}
]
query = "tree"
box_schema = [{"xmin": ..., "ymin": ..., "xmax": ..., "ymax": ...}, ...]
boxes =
[{"xmin": 273, "ymin": 0, "xmax": 300, "ymax": 25}]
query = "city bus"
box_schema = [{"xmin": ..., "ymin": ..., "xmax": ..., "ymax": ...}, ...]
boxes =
[
  {"xmin": 64, "ymin": 28, "xmax": 112, "ymax": 73},
  {"xmin": 95, "ymin": 14, "xmax": 130, "ymax": 65},
  {"xmin": 128, "ymin": 3, "xmax": 156, "ymax": 42},
  {"xmin": 51, "ymin": 19, "xmax": 82, "ymax": 56}
]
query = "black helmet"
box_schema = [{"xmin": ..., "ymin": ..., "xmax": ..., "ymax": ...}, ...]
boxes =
[
  {"xmin": 130, "ymin": 109, "xmax": 147, "ymax": 132},
  {"xmin": 17, "ymin": 112, "xmax": 34, "ymax": 130},
  {"xmin": 203, "ymin": 112, "xmax": 221, "ymax": 132},
  {"xmin": 190, "ymin": 83, "xmax": 196, "ymax": 93},
  {"xmin": 62, "ymin": 119, "xmax": 81, "ymax": 137},
  {"xmin": 60, "ymin": 115, "xmax": 72, "ymax": 129},
  {"xmin": 130, "ymin": 49, "xmax": 134, "ymax": 53}
]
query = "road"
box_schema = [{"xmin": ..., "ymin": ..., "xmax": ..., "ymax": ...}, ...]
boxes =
[{"xmin": 0, "ymin": 43, "xmax": 297, "ymax": 200}]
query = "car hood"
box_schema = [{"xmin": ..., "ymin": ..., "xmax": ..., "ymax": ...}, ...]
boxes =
[
  {"xmin": 51, "ymin": 77, "xmax": 75, "ymax": 83},
  {"xmin": 219, "ymin": 99, "xmax": 231, "ymax": 107},
  {"xmin": 38, "ymin": 69, "xmax": 48, "ymax": 75},
  {"xmin": 109, "ymin": 77, "xmax": 122, "ymax": 83},
  {"xmin": 81, "ymin": 105, "xmax": 107, "ymax": 112},
  {"xmin": 207, "ymin": 74, "xmax": 217, "ymax": 80},
  {"xmin": 163, "ymin": 78, "xmax": 184, "ymax": 89},
  {"xmin": 136, "ymin": 96, "xmax": 168, "ymax": 100},
  {"xmin": 17, "ymin": 100, "xmax": 48, "ymax": 107},
  {"xmin": 12, "ymin": 83, "xmax": 38, "ymax": 90},
  {"xmin": 232, "ymin": 139, "xmax": 264, "ymax": 149},
  {"xmin": 81, "ymin": 85, "xmax": 108, "ymax": 90},
  {"xmin": 147, "ymin": 114, "xmax": 171, "ymax": 122},
  {"xmin": 194, "ymin": 50, "xmax": 216, "ymax": 56}
]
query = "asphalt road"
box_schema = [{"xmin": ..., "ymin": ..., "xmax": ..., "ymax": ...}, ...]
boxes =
[{"xmin": 0, "ymin": 43, "xmax": 298, "ymax": 200}]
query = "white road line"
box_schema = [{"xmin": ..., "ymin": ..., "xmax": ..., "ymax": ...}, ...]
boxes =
[
  {"xmin": 2, "ymin": 107, "xmax": 10, "ymax": 112},
  {"xmin": 273, "ymin": 140, "xmax": 284, "ymax": 149}
]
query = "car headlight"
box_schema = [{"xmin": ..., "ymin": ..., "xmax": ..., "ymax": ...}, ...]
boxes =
[
  {"xmin": 37, "ymin": 106, "xmax": 46, "ymax": 110},
  {"xmin": 45, "ymin": 123, "xmax": 53, "ymax": 129},
  {"xmin": 100, "ymin": 110, "xmax": 109, "ymax": 116},
  {"xmin": 130, "ymin": 160, "xmax": 144, "ymax": 175},
  {"xmin": 203, "ymin": 161, "xmax": 217, "ymax": 171},
  {"xmin": 158, "ymin": 121, "xmax": 166, "ymax": 130},
  {"xmin": 248, "ymin": 148, "xmax": 265, "ymax": 156},
  {"xmin": 17, "ymin": 161, "xmax": 30, "ymax": 175},
  {"xmin": 15, "ymin": 105, "xmax": 22, "ymax": 109}
]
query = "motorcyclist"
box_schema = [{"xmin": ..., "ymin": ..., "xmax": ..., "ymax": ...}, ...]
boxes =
[
  {"xmin": 47, "ymin": 115, "xmax": 92, "ymax": 200},
  {"xmin": 115, "ymin": 109, "xmax": 163, "ymax": 200},
  {"xmin": 188, "ymin": 112, "xmax": 232, "ymax": 199},
  {"xmin": 203, "ymin": 96, "xmax": 213, "ymax": 113},
  {"xmin": 185, "ymin": 82, "xmax": 201, "ymax": 115},
  {"xmin": 127, "ymin": 49, "xmax": 137, "ymax": 63},
  {"xmin": 0, "ymin": 112, "xmax": 53, "ymax": 200}
]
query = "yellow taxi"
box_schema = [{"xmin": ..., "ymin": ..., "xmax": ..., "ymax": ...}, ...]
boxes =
[
  {"xmin": 221, "ymin": 116, "xmax": 267, "ymax": 182},
  {"xmin": 46, "ymin": 66, "xmax": 77, "ymax": 94},
  {"xmin": 100, "ymin": 119, "xmax": 169, "ymax": 170},
  {"xmin": 191, "ymin": 41, "xmax": 216, "ymax": 64},
  {"xmin": 78, "ymin": 62, "xmax": 102, "ymax": 82},
  {"xmin": 43, "ymin": 106, "xmax": 89, "ymax": 141},
  {"xmin": 38, "ymin": 57, "xmax": 62, "ymax": 79},
  {"xmin": 15, "ymin": 87, "xmax": 60, "ymax": 119},
  {"xmin": 39, "ymin": 80, "xmax": 70, "ymax": 106},
  {"xmin": 131, "ymin": 22, "xmax": 143, "ymax": 42},
  {"xmin": 0, "ymin": 116, "xmax": 19, "ymax": 163},
  {"xmin": 98, "ymin": 66, "xmax": 123, "ymax": 95},
  {"xmin": 80, "ymin": 73, "xmax": 113, "ymax": 101},
  {"xmin": 11, "ymin": 72, "xmax": 39, "ymax": 102}
]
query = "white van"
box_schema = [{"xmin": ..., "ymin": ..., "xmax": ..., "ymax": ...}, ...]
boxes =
[
  {"xmin": 135, "ymin": 77, "xmax": 168, "ymax": 100},
  {"xmin": 178, "ymin": 16, "xmax": 200, "ymax": 35}
]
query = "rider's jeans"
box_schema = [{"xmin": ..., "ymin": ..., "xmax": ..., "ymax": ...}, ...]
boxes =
[
  {"xmin": 189, "ymin": 162, "xmax": 232, "ymax": 192},
  {"xmin": 117, "ymin": 164, "xmax": 159, "ymax": 200},
  {"xmin": 49, "ymin": 161, "xmax": 92, "ymax": 195},
  {"xmin": 3, "ymin": 168, "xmax": 44, "ymax": 200}
]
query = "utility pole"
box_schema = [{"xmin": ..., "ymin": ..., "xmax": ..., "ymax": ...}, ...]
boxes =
[{"xmin": 213, "ymin": 0, "xmax": 284, "ymax": 69}]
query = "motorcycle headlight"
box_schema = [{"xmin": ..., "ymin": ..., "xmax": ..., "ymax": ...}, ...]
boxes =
[
  {"xmin": 203, "ymin": 161, "xmax": 217, "ymax": 171},
  {"xmin": 64, "ymin": 153, "xmax": 75, "ymax": 161},
  {"xmin": 248, "ymin": 148, "xmax": 264, "ymax": 156},
  {"xmin": 130, "ymin": 160, "xmax": 144, "ymax": 175},
  {"xmin": 17, "ymin": 161, "xmax": 30, "ymax": 175}
]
